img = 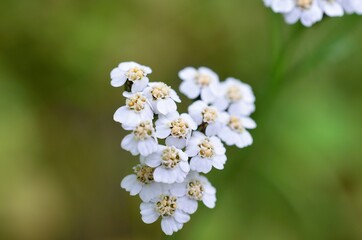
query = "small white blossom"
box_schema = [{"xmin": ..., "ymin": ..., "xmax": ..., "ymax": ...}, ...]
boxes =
[
  {"xmin": 155, "ymin": 112, "xmax": 197, "ymax": 149},
  {"xmin": 218, "ymin": 115, "xmax": 257, "ymax": 148},
  {"xmin": 121, "ymin": 163, "xmax": 163, "ymax": 202},
  {"xmin": 264, "ymin": 0, "xmax": 323, "ymax": 27},
  {"xmin": 121, "ymin": 121, "xmax": 158, "ymax": 156},
  {"xmin": 213, "ymin": 78, "xmax": 255, "ymax": 117},
  {"xmin": 143, "ymin": 82, "xmax": 181, "ymax": 115},
  {"xmin": 178, "ymin": 67, "xmax": 220, "ymax": 103},
  {"xmin": 111, "ymin": 61, "xmax": 152, "ymax": 93},
  {"xmin": 170, "ymin": 172, "xmax": 217, "ymax": 214},
  {"xmin": 186, "ymin": 132, "xmax": 226, "ymax": 174},
  {"xmin": 145, "ymin": 146, "xmax": 190, "ymax": 184},
  {"xmin": 140, "ymin": 193, "xmax": 191, "ymax": 235},
  {"xmin": 113, "ymin": 92, "xmax": 153, "ymax": 127},
  {"xmin": 188, "ymin": 100, "xmax": 229, "ymax": 136}
]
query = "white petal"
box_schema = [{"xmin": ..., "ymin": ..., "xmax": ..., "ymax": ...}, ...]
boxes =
[
  {"xmin": 110, "ymin": 68, "xmax": 127, "ymax": 87},
  {"xmin": 131, "ymin": 77, "xmax": 149, "ymax": 93},
  {"xmin": 180, "ymin": 80, "xmax": 200, "ymax": 99},
  {"xmin": 174, "ymin": 209, "xmax": 190, "ymax": 224},
  {"xmin": 177, "ymin": 196, "xmax": 198, "ymax": 214},
  {"xmin": 241, "ymin": 117, "xmax": 257, "ymax": 129},
  {"xmin": 161, "ymin": 217, "xmax": 181, "ymax": 235},
  {"xmin": 138, "ymin": 138, "xmax": 158, "ymax": 156},
  {"xmin": 235, "ymin": 130, "xmax": 253, "ymax": 148},
  {"xmin": 121, "ymin": 174, "xmax": 141, "ymax": 195},
  {"xmin": 212, "ymin": 155, "xmax": 227, "ymax": 170},
  {"xmin": 200, "ymin": 87, "xmax": 216, "ymax": 103},
  {"xmin": 155, "ymin": 124, "xmax": 171, "ymax": 139},
  {"xmin": 145, "ymin": 152, "xmax": 162, "ymax": 167},
  {"xmin": 139, "ymin": 183, "xmax": 162, "ymax": 202},
  {"xmin": 140, "ymin": 202, "xmax": 159, "ymax": 224},
  {"xmin": 121, "ymin": 134, "xmax": 139, "ymax": 155},
  {"xmin": 166, "ymin": 136, "xmax": 186, "ymax": 149},
  {"xmin": 272, "ymin": 0, "xmax": 294, "ymax": 13},
  {"xmin": 179, "ymin": 161, "xmax": 190, "ymax": 173},
  {"xmin": 178, "ymin": 67, "xmax": 197, "ymax": 80},
  {"xmin": 190, "ymin": 156, "xmax": 213, "ymax": 173},
  {"xmin": 170, "ymin": 183, "xmax": 187, "ymax": 197},
  {"xmin": 157, "ymin": 98, "xmax": 177, "ymax": 115},
  {"xmin": 153, "ymin": 167, "xmax": 177, "ymax": 184},
  {"xmin": 202, "ymin": 193, "xmax": 216, "ymax": 208}
]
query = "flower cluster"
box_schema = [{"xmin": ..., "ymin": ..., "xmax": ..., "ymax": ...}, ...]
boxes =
[
  {"xmin": 111, "ymin": 62, "xmax": 256, "ymax": 235},
  {"xmin": 263, "ymin": 0, "xmax": 362, "ymax": 27}
]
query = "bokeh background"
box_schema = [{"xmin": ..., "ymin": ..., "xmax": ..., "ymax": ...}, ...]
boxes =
[{"xmin": 1, "ymin": 0, "xmax": 362, "ymax": 239}]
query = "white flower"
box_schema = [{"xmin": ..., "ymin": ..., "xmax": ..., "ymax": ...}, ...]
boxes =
[
  {"xmin": 145, "ymin": 146, "xmax": 190, "ymax": 184},
  {"xmin": 121, "ymin": 163, "xmax": 163, "ymax": 202},
  {"xmin": 264, "ymin": 0, "xmax": 324, "ymax": 27},
  {"xmin": 110, "ymin": 61, "xmax": 152, "ymax": 93},
  {"xmin": 140, "ymin": 194, "xmax": 191, "ymax": 235},
  {"xmin": 218, "ymin": 115, "xmax": 257, "ymax": 148},
  {"xmin": 155, "ymin": 112, "xmax": 197, "ymax": 149},
  {"xmin": 340, "ymin": 0, "xmax": 362, "ymax": 14},
  {"xmin": 178, "ymin": 67, "xmax": 220, "ymax": 103},
  {"xmin": 284, "ymin": 0, "xmax": 324, "ymax": 27},
  {"xmin": 188, "ymin": 100, "xmax": 229, "ymax": 136},
  {"xmin": 213, "ymin": 78, "xmax": 255, "ymax": 117},
  {"xmin": 121, "ymin": 121, "xmax": 158, "ymax": 156},
  {"xmin": 318, "ymin": 0, "xmax": 344, "ymax": 17},
  {"xmin": 170, "ymin": 172, "xmax": 217, "ymax": 214},
  {"xmin": 186, "ymin": 131, "xmax": 226, "ymax": 174},
  {"xmin": 113, "ymin": 92, "xmax": 153, "ymax": 127},
  {"xmin": 143, "ymin": 82, "xmax": 181, "ymax": 115}
]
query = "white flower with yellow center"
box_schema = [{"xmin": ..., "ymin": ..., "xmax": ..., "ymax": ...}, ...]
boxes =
[
  {"xmin": 110, "ymin": 61, "xmax": 152, "ymax": 93},
  {"xmin": 213, "ymin": 78, "xmax": 255, "ymax": 117},
  {"xmin": 121, "ymin": 121, "xmax": 158, "ymax": 156},
  {"xmin": 121, "ymin": 163, "xmax": 163, "ymax": 202},
  {"xmin": 113, "ymin": 92, "xmax": 153, "ymax": 127},
  {"xmin": 218, "ymin": 115, "xmax": 256, "ymax": 148},
  {"xmin": 188, "ymin": 100, "xmax": 229, "ymax": 136},
  {"xmin": 145, "ymin": 145, "xmax": 190, "ymax": 184},
  {"xmin": 186, "ymin": 131, "xmax": 226, "ymax": 174},
  {"xmin": 264, "ymin": 0, "xmax": 324, "ymax": 27},
  {"xmin": 170, "ymin": 172, "xmax": 216, "ymax": 214},
  {"xmin": 140, "ymin": 193, "xmax": 191, "ymax": 235},
  {"xmin": 143, "ymin": 82, "xmax": 181, "ymax": 115},
  {"xmin": 155, "ymin": 112, "xmax": 197, "ymax": 149},
  {"xmin": 178, "ymin": 67, "xmax": 220, "ymax": 103}
]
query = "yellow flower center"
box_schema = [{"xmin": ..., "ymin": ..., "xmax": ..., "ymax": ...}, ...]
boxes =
[
  {"xmin": 227, "ymin": 85, "xmax": 242, "ymax": 102},
  {"xmin": 202, "ymin": 107, "xmax": 218, "ymax": 123},
  {"xmin": 161, "ymin": 146, "xmax": 181, "ymax": 169},
  {"xmin": 196, "ymin": 73, "xmax": 212, "ymax": 86},
  {"xmin": 169, "ymin": 118, "xmax": 189, "ymax": 138},
  {"xmin": 187, "ymin": 180, "xmax": 204, "ymax": 201},
  {"xmin": 228, "ymin": 116, "xmax": 244, "ymax": 133},
  {"xmin": 133, "ymin": 121, "xmax": 154, "ymax": 140},
  {"xmin": 297, "ymin": 0, "xmax": 313, "ymax": 9},
  {"xmin": 126, "ymin": 93, "xmax": 147, "ymax": 112},
  {"xmin": 133, "ymin": 165, "xmax": 154, "ymax": 184},
  {"xmin": 126, "ymin": 67, "xmax": 146, "ymax": 81},
  {"xmin": 198, "ymin": 138, "xmax": 215, "ymax": 158},
  {"xmin": 156, "ymin": 195, "xmax": 177, "ymax": 217},
  {"xmin": 151, "ymin": 83, "xmax": 171, "ymax": 100}
]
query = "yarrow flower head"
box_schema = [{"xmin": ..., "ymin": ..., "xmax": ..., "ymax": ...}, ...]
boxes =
[
  {"xmin": 145, "ymin": 145, "xmax": 190, "ymax": 184},
  {"xmin": 143, "ymin": 82, "xmax": 181, "ymax": 115},
  {"xmin": 111, "ymin": 61, "xmax": 152, "ymax": 93},
  {"xmin": 170, "ymin": 171, "xmax": 217, "ymax": 214},
  {"xmin": 263, "ymin": 0, "xmax": 361, "ymax": 27},
  {"xmin": 186, "ymin": 132, "xmax": 227, "ymax": 174},
  {"xmin": 179, "ymin": 67, "xmax": 220, "ymax": 103},
  {"xmin": 155, "ymin": 112, "xmax": 197, "ymax": 149},
  {"xmin": 110, "ymin": 61, "xmax": 256, "ymax": 235}
]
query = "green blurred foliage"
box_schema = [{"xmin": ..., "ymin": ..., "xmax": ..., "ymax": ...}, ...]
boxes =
[{"xmin": 0, "ymin": 0, "xmax": 362, "ymax": 239}]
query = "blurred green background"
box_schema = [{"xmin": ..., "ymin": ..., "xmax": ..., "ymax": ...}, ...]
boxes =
[{"xmin": 1, "ymin": 0, "xmax": 362, "ymax": 239}]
